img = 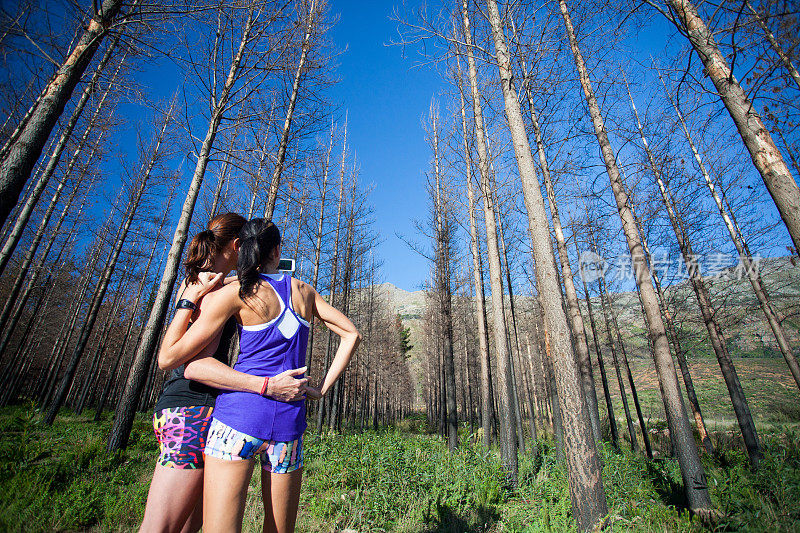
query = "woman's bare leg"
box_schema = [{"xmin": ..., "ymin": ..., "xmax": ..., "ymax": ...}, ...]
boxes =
[
  {"xmin": 203, "ymin": 456, "xmax": 255, "ymax": 533},
  {"xmin": 261, "ymin": 468, "xmax": 303, "ymax": 533},
  {"xmin": 181, "ymin": 494, "xmax": 204, "ymax": 533},
  {"xmin": 139, "ymin": 464, "xmax": 204, "ymax": 533}
]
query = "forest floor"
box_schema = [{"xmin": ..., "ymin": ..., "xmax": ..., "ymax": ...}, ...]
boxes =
[{"xmin": 1, "ymin": 358, "xmax": 799, "ymax": 532}]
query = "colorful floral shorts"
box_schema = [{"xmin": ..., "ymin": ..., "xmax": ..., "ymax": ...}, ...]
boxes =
[
  {"xmin": 204, "ymin": 418, "xmax": 303, "ymax": 474},
  {"xmin": 152, "ymin": 405, "xmax": 214, "ymax": 469}
]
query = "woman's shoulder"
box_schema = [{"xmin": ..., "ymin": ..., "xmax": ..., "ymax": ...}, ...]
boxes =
[
  {"xmin": 203, "ymin": 280, "xmax": 242, "ymax": 308},
  {"xmin": 291, "ymin": 277, "xmax": 316, "ymax": 301}
]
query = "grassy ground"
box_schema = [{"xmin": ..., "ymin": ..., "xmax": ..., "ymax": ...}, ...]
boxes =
[
  {"xmin": 601, "ymin": 357, "xmax": 800, "ymax": 431},
  {"xmin": 0, "ymin": 403, "xmax": 799, "ymax": 532}
]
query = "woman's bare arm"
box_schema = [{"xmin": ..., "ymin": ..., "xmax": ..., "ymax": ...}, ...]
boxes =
[
  {"xmin": 158, "ymin": 282, "xmax": 238, "ymax": 370},
  {"xmin": 308, "ymin": 289, "xmax": 361, "ymax": 397}
]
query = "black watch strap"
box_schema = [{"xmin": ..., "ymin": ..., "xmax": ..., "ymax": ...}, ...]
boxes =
[{"xmin": 175, "ymin": 299, "xmax": 197, "ymax": 311}]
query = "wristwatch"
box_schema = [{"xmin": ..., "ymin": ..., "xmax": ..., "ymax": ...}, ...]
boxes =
[{"xmin": 175, "ymin": 299, "xmax": 197, "ymax": 311}]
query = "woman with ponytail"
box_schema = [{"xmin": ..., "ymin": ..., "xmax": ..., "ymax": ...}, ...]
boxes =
[
  {"xmin": 158, "ymin": 218, "xmax": 361, "ymax": 533},
  {"xmin": 140, "ymin": 213, "xmax": 309, "ymax": 533}
]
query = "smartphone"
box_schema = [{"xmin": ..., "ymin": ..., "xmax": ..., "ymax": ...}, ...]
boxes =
[{"xmin": 277, "ymin": 258, "xmax": 295, "ymax": 273}]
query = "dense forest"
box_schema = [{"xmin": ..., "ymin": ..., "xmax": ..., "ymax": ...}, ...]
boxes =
[{"xmin": 0, "ymin": 0, "xmax": 799, "ymax": 531}]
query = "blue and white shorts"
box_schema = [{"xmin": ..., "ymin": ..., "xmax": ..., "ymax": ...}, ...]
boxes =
[{"xmin": 203, "ymin": 417, "xmax": 303, "ymax": 473}]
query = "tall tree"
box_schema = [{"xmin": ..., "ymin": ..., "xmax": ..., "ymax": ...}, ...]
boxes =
[
  {"xmin": 455, "ymin": 52, "xmax": 494, "ymax": 447},
  {"xmin": 650, "ymin": 0, "xmax": 800, "ymax": 255},
  {"xmin": 108, "ymin": 5, "xmax": 265, "ymax": 450},
  {"xmin": 558, "ymin": 0, "xmax": 713, "ymax": 514},
  {"xmin": 483, "ymin": 0, "xmax": 607, "ymax": 524},
  {"xmin": 460, "ymin": 0, "xmax": 518, "ymax": 479},
  {"xmin": 429, "ymin": 103, "xmax": 458, "ymax": 450},
  {"xmin": 0, "ymin": 0, "xmax": 126, "ymax": 227}
]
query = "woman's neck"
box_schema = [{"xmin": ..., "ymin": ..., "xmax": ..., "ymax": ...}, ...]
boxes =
[{"xmin": 211, "ymin": 256, "xmax": 233, "ymax": 275}]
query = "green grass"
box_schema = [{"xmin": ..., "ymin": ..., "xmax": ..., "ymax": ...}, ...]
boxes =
[
  {"xmin": 1, "ymin": 406, "xmax": 799, "ymax": 532},
  {"xmin": 0, "ymin": 403, "xmax": 154, "ymax": 532}
]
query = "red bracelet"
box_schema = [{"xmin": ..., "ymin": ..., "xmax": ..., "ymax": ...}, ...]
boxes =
[{"xmin": 260, "ymin": 376, "xmax": 270, "ymax": 396}]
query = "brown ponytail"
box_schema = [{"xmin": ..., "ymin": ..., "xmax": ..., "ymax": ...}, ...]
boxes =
[{"xmin": 184, "ymin": 212, "xmax": 246, "ymax": 282}]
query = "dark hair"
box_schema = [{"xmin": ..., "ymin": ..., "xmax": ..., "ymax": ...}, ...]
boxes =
[
  {"xmin": 238, "ymin": 218, "xmax": 281, "ymax": 300},
  {"xmin": 184, "ymin": 212, "xmax": 246, "ymax": 283}
]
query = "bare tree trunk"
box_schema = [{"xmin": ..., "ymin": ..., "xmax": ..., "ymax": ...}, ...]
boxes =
[
  {"xmin": 430, "ymin": 105, "xmax": 459, "ymax": 450},
  {"xmin": 317, "ymin": 157, "xmax": 346, "ymax": 432},
  {"xmin": 524, "ymin": 83, "xmax": 602, "ymax": 443},
  {"xmin": 455, "ymin": 56, "xmax": 494, "ymax": 448},
  {"xmin": 597, "ymin": 274, "xmax": 639, "ymax": 453},
  {"xmin": 657, "ymin": 71, "xmax": 800, "ymax": 391},
  {"xmin": 496, "ymin": 215, "xmax": 527, "ymax": 453},
  {"xmin": 108, "ymin": 11, "xmax": 256, "ymax": 450},
  {"xmin": 559, "ymin": 0, "xmax": 712, "ymax": 513},
  {"xmin": 484, "ymin": 0, "xmax": 606, "ymax": 519},
  {"xmin": 659, "ymin": 0, "xmax": 800, "ymax": 255},
  {"xmin": 607, "ymin": 288, "xmax": 653, "ymax": 458},
  {"xmin": 210, "ymin": 111, "xmax": 244, "ymax": 217},
  {"xmin": 306, "ymin": 120, "xmax": 336, "ymax": 373},
  {"xmin": 44, "ymin": 103, "xmax": 172, "ymax": 426},
  {"xmin": 744, "ymin": 0, "xmax": 800, "ymax": 90},
  {"xmin": 461, "ymin": 2, "xmax": 518, "ymax": 479},
  {"xmin": 575, "ymin": 237, "xmax": 620, "ymax": 448},
  {"xmin": 629, "ymin": 201, "xmax": 714, "ymax": 455},
  {"xmin": 265, "ymin": 0, "xmax": 317, "ymax": 218},
  {"xmin": 0, "ymin": 43, "xmax": 120, "ymax": 276},
  {"xmin": 626, "ymin": 81, "xmax": 761, "ymax": 466},
  {"xmin": 0, "ymin": 0, "xmax": 125, "ymax": 227}
]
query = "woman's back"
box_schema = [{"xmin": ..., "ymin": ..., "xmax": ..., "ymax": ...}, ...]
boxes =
[{"xmin": 212, "ymin": 273, "xmax": 310, "ymax": 441}]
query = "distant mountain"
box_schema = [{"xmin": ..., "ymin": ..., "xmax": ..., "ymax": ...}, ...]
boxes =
[{"xmin": 381, "ymin": 256, "xmax": 800, "ymax": 362}]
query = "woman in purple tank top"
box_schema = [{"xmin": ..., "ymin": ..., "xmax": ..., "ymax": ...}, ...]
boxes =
[{"xmin": 159, "ymin": 219, "xmax": 361, "ymax": 533}]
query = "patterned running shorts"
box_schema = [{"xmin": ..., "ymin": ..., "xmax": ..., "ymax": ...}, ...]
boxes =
[
  {"xmin": 204, "ymin": 418, "xmax": 303, "ymax": 474},
  {"xmin": 152, "ymin": 405, "xmax": 214, "ymax": 469}
]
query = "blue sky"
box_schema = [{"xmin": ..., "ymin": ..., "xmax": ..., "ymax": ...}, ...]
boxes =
[{"xmin": 327, "ymin": 1, "xmax": 443, "ymax": 291}]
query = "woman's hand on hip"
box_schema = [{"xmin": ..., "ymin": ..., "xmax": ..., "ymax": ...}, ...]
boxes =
[{"xmin": 266, "ymin": 367, "xmax": 309, "ymax": 402}]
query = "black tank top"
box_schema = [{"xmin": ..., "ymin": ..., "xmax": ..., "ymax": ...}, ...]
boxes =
[{"xmin": 153, "ymin": 317, "xmax": 238, "ymax": 412}]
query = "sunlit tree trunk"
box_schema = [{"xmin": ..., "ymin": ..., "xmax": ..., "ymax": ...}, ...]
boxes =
[
  {"xmin": 455, "ymin": 54, "xmax": 494, "ymax": 448},
  {"xmin": 0, "ymin": 44, "xmax": 120, "ymax": 276},
  {"xmin": 559, "ymin": 0, "xmax": 712, "ymax": 512},
  {"xmin": 461, "ymin": 0, "xmax": 518, "ymax": 479},
  {"xmin": 0, "ymin": 0, "xmax": 125, "ymax": 227},
  {"xmin": 485, "ymin": 0, "xmax": 606, "ymax": 519},
  {"xmin": 524, "ymin": 81, "xmax": 602, "ymax": 443},
  {"xmin": 659, "ymin": 0, "xmax": 800, "ymax": 255},
  {"xmin": 628, "ymin": 199, "xmax": 714, "ymax": 454}
]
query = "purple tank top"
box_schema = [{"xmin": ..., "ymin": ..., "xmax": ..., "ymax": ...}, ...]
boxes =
[{"xmin": 212, "ymin": 273, "xmax": 309, "ymax": 441}]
